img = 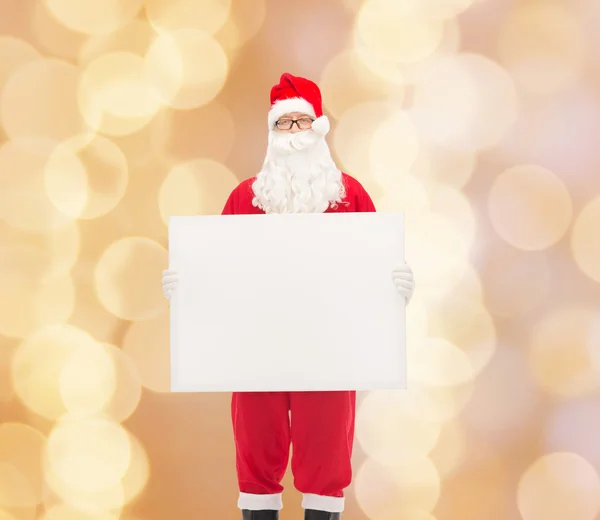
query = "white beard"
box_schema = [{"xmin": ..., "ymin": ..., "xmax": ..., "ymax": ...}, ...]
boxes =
[{"xmin": 251, "ymin": 130, "xmax": 346, "ymax": 214}]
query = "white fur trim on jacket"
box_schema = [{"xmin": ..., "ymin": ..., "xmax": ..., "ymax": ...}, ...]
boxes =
[{"xmin": 268, "ymin": 97, "xmax": 317, "ymax": 129}]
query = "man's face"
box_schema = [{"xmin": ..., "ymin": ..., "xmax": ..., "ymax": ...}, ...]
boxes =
[
  {"xmin": 254, "ymin": 108, "xmax": 343, "ymax": 213},
  {"xmin": 274, "ymin": 112, "xmax": 314, "ymax": 134}
]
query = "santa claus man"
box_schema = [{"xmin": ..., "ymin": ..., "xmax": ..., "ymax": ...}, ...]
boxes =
[{"xmin": 162, "ymin": 73, "xmax": 415, "ymax": 520}]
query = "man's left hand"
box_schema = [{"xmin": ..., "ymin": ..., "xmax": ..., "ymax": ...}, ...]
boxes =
[{"xmin": 392, "ymin": 264, "xmax": 415, "ymax": 304}]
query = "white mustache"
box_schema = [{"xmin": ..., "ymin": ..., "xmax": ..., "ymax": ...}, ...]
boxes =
[{"xmin": 269, "ymin": 130, "xmax": 321, "ymax": 155}]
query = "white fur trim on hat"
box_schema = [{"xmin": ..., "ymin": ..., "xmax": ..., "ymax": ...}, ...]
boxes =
[
  {"xmin": 311, "ymin": 115, "xmax": 330, "ymax": 136},
  {"xmin": 268, "ymin": 97, "xmax": 317, "ymax": 129}
]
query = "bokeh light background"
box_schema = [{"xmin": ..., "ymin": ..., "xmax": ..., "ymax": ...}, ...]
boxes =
[{"xmin": 1, "ymin": 0, "xmax": 600, "ymax": 518}]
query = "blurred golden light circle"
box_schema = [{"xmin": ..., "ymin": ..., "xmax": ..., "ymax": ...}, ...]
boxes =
[
  {"xmin": 0, "ymin": 220, "xmax": 80, "ymax": 282},
  {"xmin": 43, "ymin": 465, "xmax": 125, "ymax": 515},
  {"xmin": 77, "ymin": 187, "xmax": 158, "ymax": 257},
  {"xmin": 43, "ymin": 432, "xmax": 147, "ymax": 514},
  {"xmin": 416, "ymin": 0, "xmax": 474, "ymax": 21},
  {"xmin": 571, "ymin": 196, "xmax": 600, "ymax": 284},
  {"xmin": 0, "ymin": 340, "xmax": 15, "ymax": 403},
  {"xmin": 0, "ymin": 502, "xmax": 35, "ymax": 520},
  {"xmin": 58, "ymin": 342, "xmax": 116, "ymax": 416},
  {"xmin": 462, "ymin": 345, "xmax": 539, "ymax": 442},
  {"xmin": 44, "ymin": 0, "xmax": 142, "ymax": 35},
  {"xmin": 0, "ymin": 463, "xmax": 36, "ymax": 509},
  {"xmin": 94, "ymin": 237, "xmax": 168, "ymax": 321},
  {"xmin": 0, "ymin": 423, "xmax": 46, "ymax": 505},
  {"xmin": 67, "ymin": 259, "xmax": 123, "ymax": 344},
  {"xmin": 405, "ymin": 296, "xmax": 428, "ymax": 347},
  {"xmin": 479, "ymin": 245, "xmax": 551, "ymax": 318},
  {"xmin": 412, "ymin": 380, "xmax": 474, "ymax": 423},
  {"xmin": 31, "ymin": 0, "xmax": 88, "ymax": 62},
  {"xmin": 338, "ymin": 0, "xmax": 363, "ymax": 12},
  {"xmin": 544, "ymin": 397, "xmax": 600, "ymax": 474},
  {"xmin": 0, "ymin": 36, "xmax": 42, "ymax": 92},
  {"xmin": 320, "ymin": 49, "xmax": 403, "ymax": 120},
  {"xmin": 78, "ymin": 52, "xmax": 162, "ymax": 136},
  {"xmin": 214, "ymin": 0, "xmax": 266, "ymax": 57},
  {"xmin": 0, "ymin": 272, "xmax": 75, "ymax": 339},
  {"xmin": 442, "ymin": 451, "xmax": 513, "ymax": 515},
  {"xmin": 145, "ymin": 0, "xmax": 232, "ymax": 34},
  {"xmin": 106, "ymin": 107, "xmax": 171, "ymax": 170},
  {"xmin": 145, "ymin": 28, "xmax": 229, "ymax": 110},
  {"xmin": 91, "ymin": 162, "xmax": 168, "ymax": 241},
  {"xmin": 450, "ymin": 263, "xmax": 484, "ymax": 303},
  {"xmin": 369, "ymin": 110, "xmax": 420, "ymax": 187},
  {"xmin": 429, "ymin": 419, "xmax": 466, "ymax": 477},
  {"xmin": 213, "ymin": 17, "xmax": 244, "ymax": 60},
  {"xmin": 46, "ymin": 415, "xmax": 131, "ymax": 492},
  {"xmin": 395, "ymin": 18, "xmax": 462, "ymax": 86},
  {"xmin": 428, "ymin": 183, "xmax": 476, "ymax": 248},
  {"xmin": 413, "ymin": 144, "xmax": 476, "ymax": 189},
  {"xmin": 158, "ymin": 158, "xmax": 240, "ymax": 221},
  {"xmin": 333, "ymin": 101, "xmax": 398, "ymax": 177},
  {"xmin": 0, "ymin": 141, "xmax": 73, "ymax": 232},
  {"xmin": 529, "ymin": 307, "xmax": 600, "ymax": 397},
  {"xmin": 517, "ymin": 452, "xmax": 600, "ymax": 520},
  {"xmin": 355, "ymin": 14, "xmax": 460, "ymax": 88},
  {"xmin": 406, "ymin": 512, "xmax": 436, "ymax": 520},
  {"xmin": 0, "ymin": 59, "xmax": 86, "ymax": 152},
  {"xmin": 589, "ymin": 315, "xmax": 600, "ymax": 373},
  {"xmin": 409, "ymin": 338, "xmax": 474, "ymax": 387},
  {"xmin": 122, "ymin": 311, "xmax": 170, "ymax": 393},
  {"xmin": 426, "ymin": 295, "xmax": 496, "ymax": 376},
  {"xmin": 119, "ymin": 431, "xmax": 149, "ymax": 506},
  {"xmin": 375, "ymin": 174, "xmax": 431, "ymax": 216},
  {"xmin": 497, "ymin": 4, "xmax": 584, "ymax": 95},
  {"xmin": 99, "ymin": 344, "xmax": 143, "ymax": 422},
  {"xmin": 355, "ymin": 456, "xmax": 441, "ymax": 517},
  {"xmin": 352, "ymin": 45, "xmax": 405, "ymax": 86},
  {"xmin": 411, "ymin": 53, "xmax": 518, "ymax": 150},
  {"xmin": 488, "ymin": 164, "xmax": 572, "ymax": 251},
  {"xmin": 356, "ymin": 391, "xmax": 441, "ymax": 465},
  {"xmin": 355, "ymin": 0, "xmax": 444, "ymax": 64},
  {"xmin": 22, "ymin": 410, "xmax": 53, "ymax": 439},
  {"xmin": 405, "ymin": 212, "xmax": 469, "ymax": 299},
  {"xmin": 41, "ymin": 503, "xmax": 119, "ymax": 520},
  {"xmin": 78, "ymin": 20, "xmax": 158, "ymax": 65},
  {"xmin": 44, "ymin": 133, "xmax": 129, "ymax": 219},
  {"xmin": 161, "ymin": 101, "xmax": 235, "ymax": 164},
  {"xmin": 495, "ymin": 80, "xmax": 600, "ymax": 178},
  {"xmin": 11, "ymin": 325, "xmax": 100, "ymax": 420}
]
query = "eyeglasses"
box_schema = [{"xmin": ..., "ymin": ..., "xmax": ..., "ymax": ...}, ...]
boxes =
[{"xmin": 275, "ymin": 117, "xmax": 314, "ymax": 130}]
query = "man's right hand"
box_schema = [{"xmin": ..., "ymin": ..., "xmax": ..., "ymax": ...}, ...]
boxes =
[{"xmin": 162, "ymin": 269, "xmax": 179, "ymax": 300}]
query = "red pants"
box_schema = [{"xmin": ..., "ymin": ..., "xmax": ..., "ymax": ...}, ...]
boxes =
[{"xmin": 231, "ymin": 390, "xmax": 356, "ymax": 513}]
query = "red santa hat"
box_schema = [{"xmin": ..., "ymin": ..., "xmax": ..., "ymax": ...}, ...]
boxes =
[{"xmin": 268, "ymin": 72, "xmax": 330, "ymax": 136}]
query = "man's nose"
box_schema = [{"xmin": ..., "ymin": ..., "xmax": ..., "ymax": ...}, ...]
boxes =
[{"xmin": 289, "ymin": 125, "xmax": 301, "ymax": 134}]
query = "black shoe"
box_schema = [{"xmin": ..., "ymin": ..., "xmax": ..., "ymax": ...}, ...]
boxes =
[
  {"xmin": 304, "ymin": 510, "xmax": 341, "ymax": 520},
  {"xmin": 242, "ymin": 509, "xmax": 279, "ymax": 520}
]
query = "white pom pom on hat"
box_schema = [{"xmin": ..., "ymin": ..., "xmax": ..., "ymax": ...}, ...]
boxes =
[{"xmin": 267, "ymin": 72, "xmax": 330, "ymax": 137}]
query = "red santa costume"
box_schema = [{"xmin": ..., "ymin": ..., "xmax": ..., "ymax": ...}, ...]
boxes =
[{"xmin": 223, "ymin": 73, "xmax": 376, "ymax": 519}]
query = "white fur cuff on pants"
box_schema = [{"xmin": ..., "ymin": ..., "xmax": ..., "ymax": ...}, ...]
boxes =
[
  {"xmin": 238, "ymin": 492, "xmax": 283, "ymax": 511},
  {"xmin": 302, "ymin": 493, "xmax": 345, "ymax": 512}
]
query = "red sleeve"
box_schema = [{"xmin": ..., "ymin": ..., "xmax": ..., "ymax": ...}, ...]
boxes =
[
  {"xmin": 358, "ymin": 187, "xmax": 377, "ymax": 212},
  {"xmin": 349, "ymin": 176, "xmax": 377, "ymax": 212},
  {"xmin": 221, "ymin": 187, "xmax": 237, "ymax": 215}
]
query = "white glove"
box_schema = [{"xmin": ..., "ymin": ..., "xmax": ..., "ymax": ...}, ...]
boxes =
[
  {"xmin": 162, "ymin": 269, "xmax": 179, "ymax": 300},
  {"xmin": 392, "ymin": 264, "xmax": 415, "ymax": 304}
]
